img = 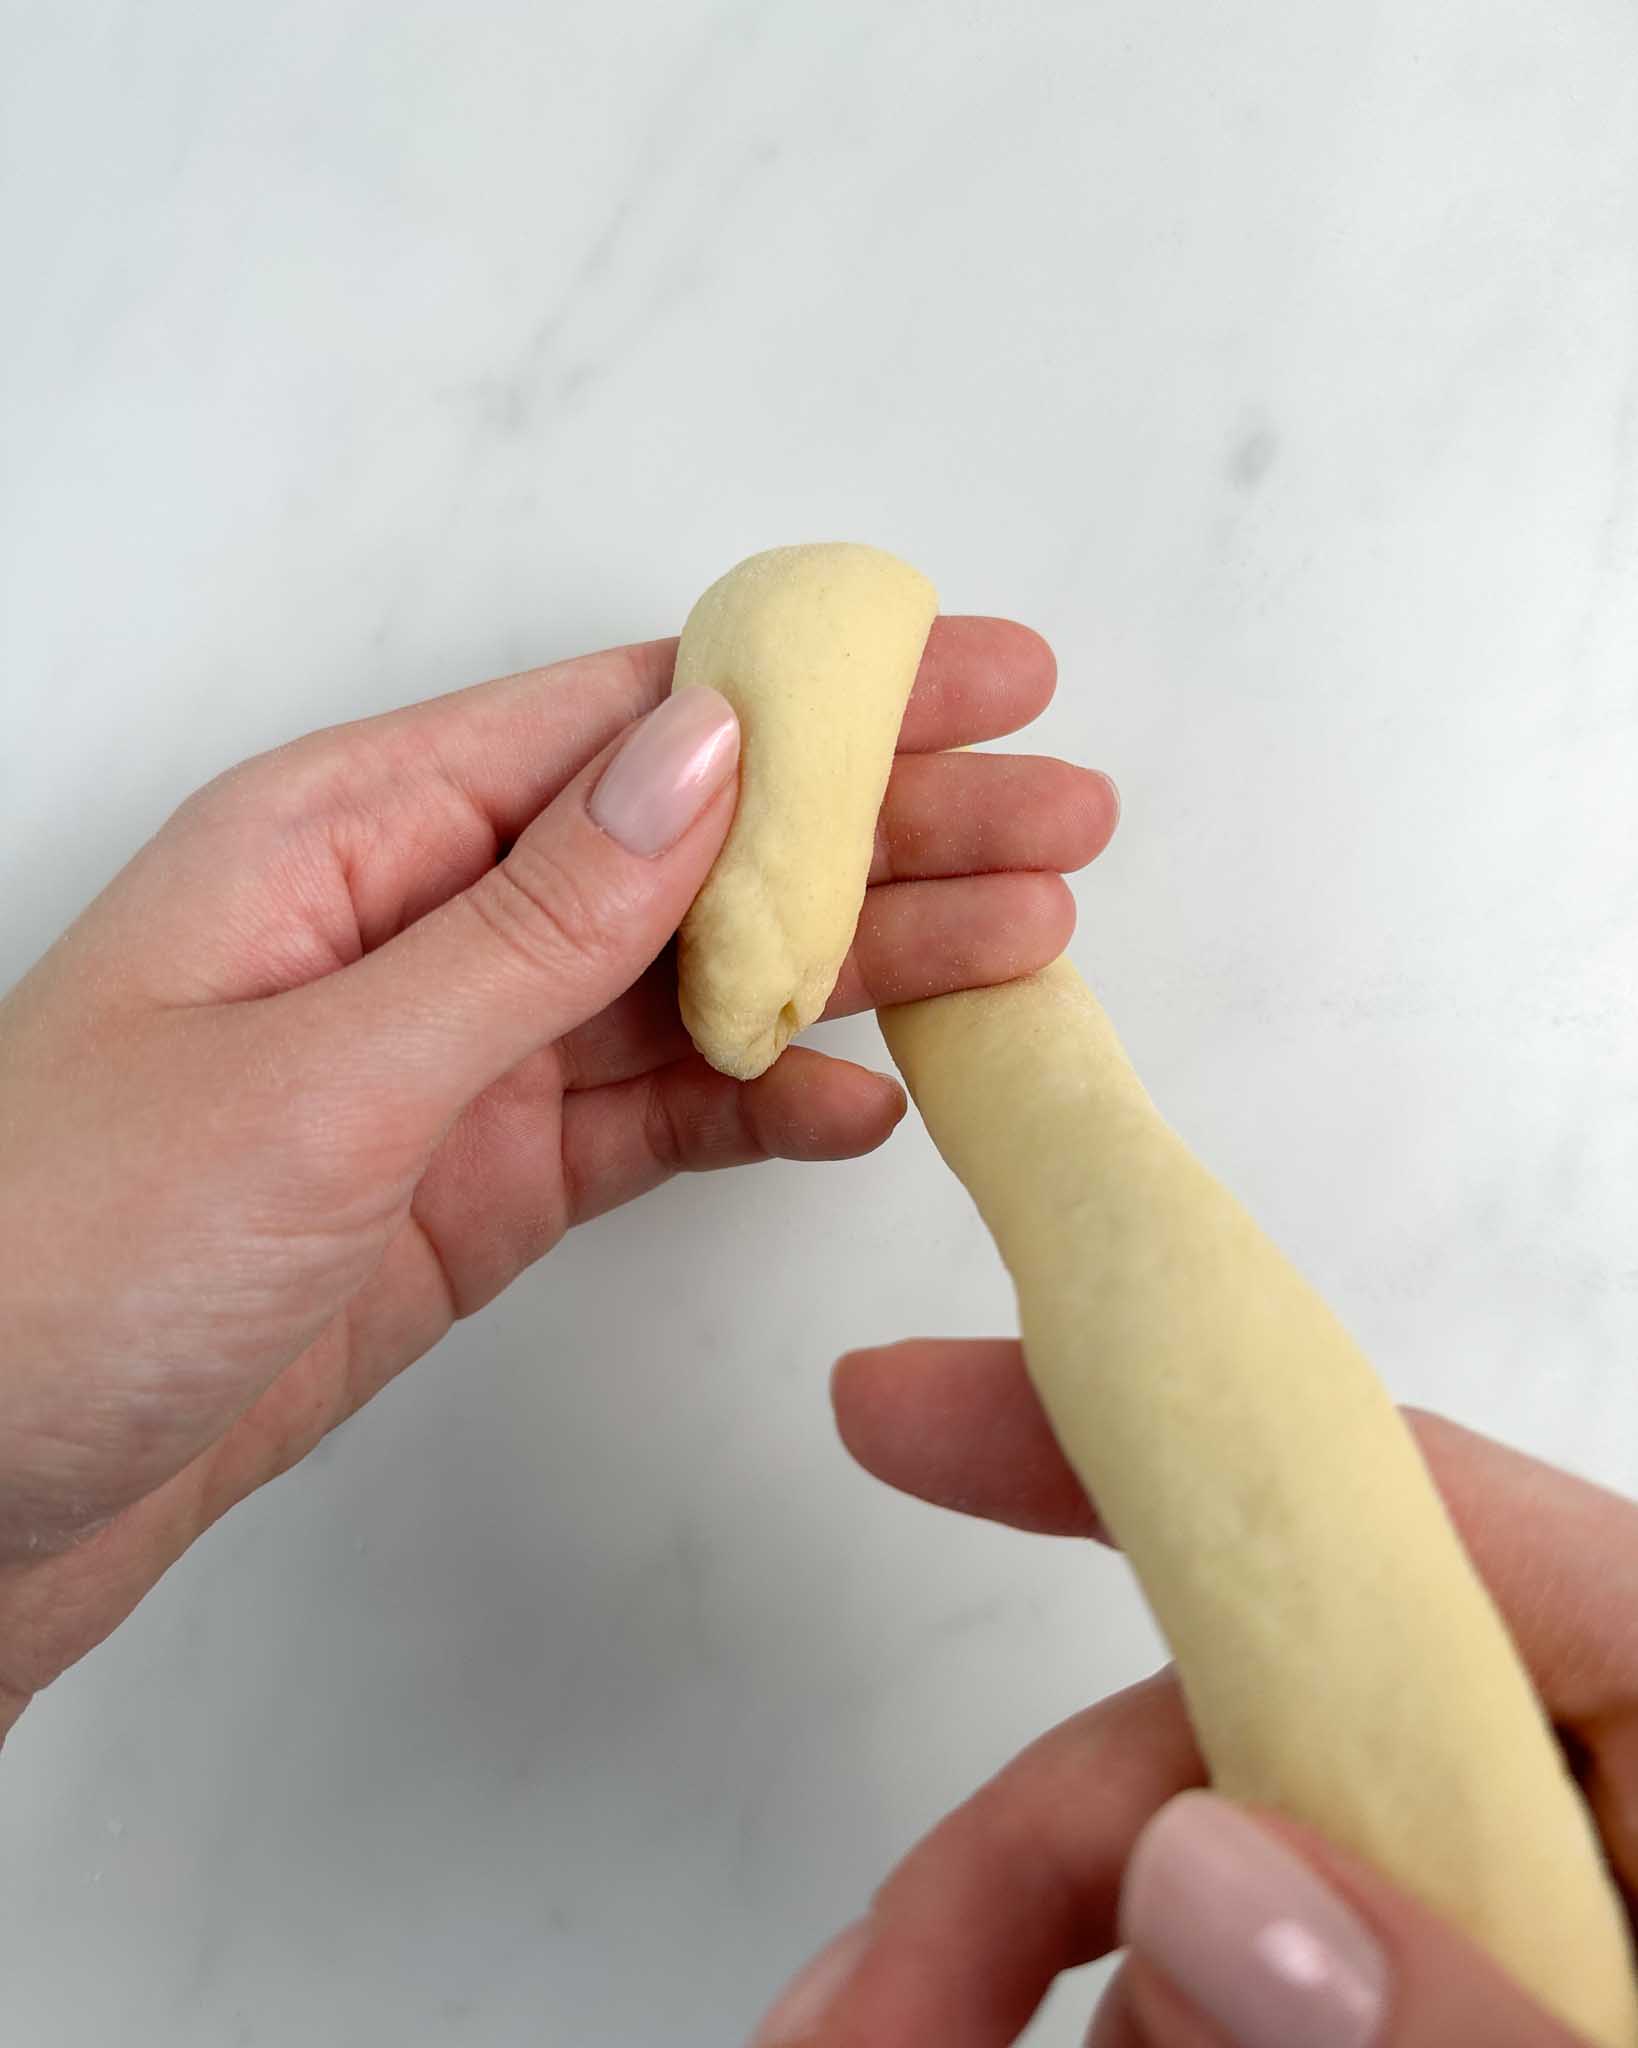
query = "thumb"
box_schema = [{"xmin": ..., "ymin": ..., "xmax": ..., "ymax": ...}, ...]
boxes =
[
  {"xmin": 310, "ymin": 685, "xmax": 739, "ymax": 1118},
  {"xmin": 1095, "ymin": 1790, "xmax": 1594, "ymax": 2048}
]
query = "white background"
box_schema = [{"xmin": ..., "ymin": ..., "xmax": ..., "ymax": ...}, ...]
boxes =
[{"xmin": 4, "ymin": 3, "xmax": 1637, "ymax": 2042}]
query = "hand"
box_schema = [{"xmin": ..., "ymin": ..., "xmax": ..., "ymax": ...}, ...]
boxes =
[
  {"xmin": 0, "ymin": 623, "xmax": 1116, "ymax": 1740},
  {"xmin": 748, "ymin": 1338, "xmax": 1638, "ymax": 2045}
]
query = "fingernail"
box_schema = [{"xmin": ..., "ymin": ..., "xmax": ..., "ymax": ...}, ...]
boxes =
[
  {"xmin": 1121, "ymin": 1793, "xmax": 1388, "ymax": 2048},
  {"xmin": 749, "ymin": 1919, "xmax": 870, "ymax": 2045},
  {"xmin": 589, "ymin": 687, "xmax": 739, "ymax": 857},
  {"xmin": 1095, "ymin": 769, "xmax": 1121, "ymax": 826}
]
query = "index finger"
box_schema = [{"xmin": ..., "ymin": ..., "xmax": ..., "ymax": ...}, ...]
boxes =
[
  {"xmin": 897, "ymin": 616, "xmax": 1058, "ymax": 752},
  {"xmin": 833, "ymin": 1340, "xmax": 1638, "ymax": 1735},
  {"xmin": 323, "ymin": 612, "xmax": 1049, "ymax": 848}
]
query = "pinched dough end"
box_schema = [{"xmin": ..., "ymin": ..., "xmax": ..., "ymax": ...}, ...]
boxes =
[
  {"xmin": 676, "ymin": 859, "xmax": 812, "ymax": 1081},
  {"xmin": 671, "ymin": 543, "xmax": 938, "ymax": 1080}
]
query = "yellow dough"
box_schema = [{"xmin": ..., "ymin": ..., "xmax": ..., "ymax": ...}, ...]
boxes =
[
  {"xmin": 882, "ymin": 962, "xmax": 1638, "ymax": 2048},
  {"xmin": 670, "ymin": 544, "xmax": 938, "ymax": 1080},
  {"xmin": 676, "ymin": 544, "xmax": 1638, "ymax": 2045}
]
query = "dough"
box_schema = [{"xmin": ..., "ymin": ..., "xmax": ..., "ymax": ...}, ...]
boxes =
[
  {"xmin": 676, "ymin": 543, "xmax": 1638, "ymax": 2046},
  {"xmin": 882, "ymin": 962, "xmax": 1638, "ymax": 2048},
  {"xmin": 670, "ymin": 544, "xmax": 938, "ymax": 1080}
]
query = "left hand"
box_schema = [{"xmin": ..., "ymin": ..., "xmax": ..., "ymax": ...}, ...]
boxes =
[
  {"xmin": 0, "ymin": 620, "xmax": 1112, "ymax": 1740},
  {"xmin": 748, "ymin": 1338, "xmax": 1638, "ymax": 2045}
]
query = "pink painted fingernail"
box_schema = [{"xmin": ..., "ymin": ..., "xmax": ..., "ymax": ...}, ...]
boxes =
[
  {"xmin": 1121, "ymin": 1793, "xmax": 1388, "ymax": 2047},
  {"xmin": 589, "ymin": 687, "xmax": 738, "ymax": 857},
  {"xmin": 749, "ymin": 1920, "xmax": 870, "ymax": 2045}
]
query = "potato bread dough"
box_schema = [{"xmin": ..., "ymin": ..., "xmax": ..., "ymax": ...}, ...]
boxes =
[
  {"xmin": 883, "ymin": 960, "xmax": 1638, "ymax": 2048},
  {"xmin": 676, "ymin": 544, "xmax": 1638, "ymax": 2047},
  {"xmin": 671, "ymin": 543, "xmax": 938, "ymax": 1080}
]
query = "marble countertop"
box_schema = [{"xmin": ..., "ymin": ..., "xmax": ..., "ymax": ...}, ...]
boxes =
[{"xmin": 4, "ymin": 4, "xmax": 1637, "ymax": 2042}]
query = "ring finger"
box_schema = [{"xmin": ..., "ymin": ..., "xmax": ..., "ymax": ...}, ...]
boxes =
[{"xmin": 560, "ymin": 869, "xmax": 1078, "ymax": 1092}]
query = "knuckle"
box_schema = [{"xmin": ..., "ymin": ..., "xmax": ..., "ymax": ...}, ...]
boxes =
[
  {"xmin": 171, "ymin": 731, "xmax": 347, "ymax": 840},
  {"xmin": 641, "ymin": 1072, "xmax": 686, "ymax": 1174},
  {"xmin": 468, "ymin": 840, "xmax": 612, "ymax": 980},
  {"xmin": 641, "ymin": 1067, "xmax": 761, "ymax": 1177},
  {"xmin": 170, "ymin": 758, "xmax": 264, "ymax": 835}
]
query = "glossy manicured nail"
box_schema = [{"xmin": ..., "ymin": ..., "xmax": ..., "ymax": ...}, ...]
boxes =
[
  {"xmin": 750, "ymin": 1919, "xmax": 871, "ymax": 2045},
  {"xmin": 589, "ymin": 686, "xmax": 738, "ymax": 856},
  {"xmin": 1121, "ymin": 1793, "xmax": 1388, "ymax": 2047}
]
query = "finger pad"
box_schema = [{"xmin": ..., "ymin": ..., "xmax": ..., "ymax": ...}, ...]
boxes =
[
  {"xmin": 751, "ymin": 1050, "xmax": 906, "ymax": 1160},
  {"xmin": 832, "ymin": 1339, "xmax": 1101, "ymax": 1537}
]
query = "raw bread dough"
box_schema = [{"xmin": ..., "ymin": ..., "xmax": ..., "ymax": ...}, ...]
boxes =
[
  {"xmin": 882, "ymin": 962, "xmax": 1638, "ymax": 2048},
  {"xmin": 676, "ymin": 544, "xmax": 1638, "ymax": 2046},
  {"xmin": 670, "ymin": 543, "xmax": 938, "ymax": 1080}
]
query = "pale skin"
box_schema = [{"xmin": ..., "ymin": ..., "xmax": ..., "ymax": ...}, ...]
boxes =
[
  {"xmin": 798, "ymin": 1351, "xmax": 1638, "ymax": 2047},
  {"xmin": 0, "ymin": 618, "xmax": 1109, "ymax": 1729},
  {"xmin": 2, "ymin": 625, "xmax": 1630, "ymax": 2045}
]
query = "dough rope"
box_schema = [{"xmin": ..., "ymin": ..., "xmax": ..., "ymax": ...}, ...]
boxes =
[
  {"xmin": 674, "ymin": 545, "xmax": 1638, "ymax": 2047},
  {"xmin": 883, "ymin": 960, "xmax": 1637, "ymax": 2047}
]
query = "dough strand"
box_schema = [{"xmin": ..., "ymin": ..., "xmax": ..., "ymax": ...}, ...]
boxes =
[
  {"xmin": 883, "ymin": 960, "xmax": 1638, "ymax": 2048},
  {"xmin": 675, "ymin": 545, "xmax": 1638, "ymax": 2046}
]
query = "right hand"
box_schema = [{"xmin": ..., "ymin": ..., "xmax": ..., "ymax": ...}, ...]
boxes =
[{"xmin": 749, "ymin": 1346, "xmax": 1638, "ymax": 2045}]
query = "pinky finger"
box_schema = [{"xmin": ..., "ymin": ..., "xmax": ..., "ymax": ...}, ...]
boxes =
[{"xmin": 561, "ymin": 1046, "xmax": 905, "ymax": 1225}]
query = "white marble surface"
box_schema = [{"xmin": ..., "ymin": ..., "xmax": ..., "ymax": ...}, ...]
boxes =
[{"xmin": 4, "ymin": 3, "xmax": 1638, "ymax": 2042}]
